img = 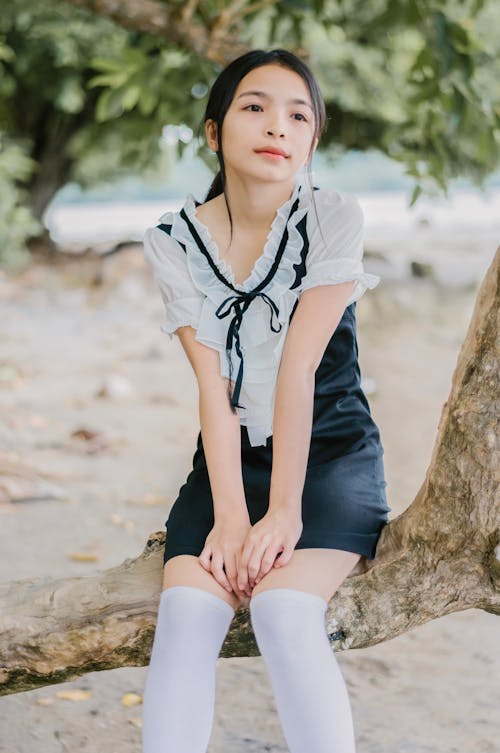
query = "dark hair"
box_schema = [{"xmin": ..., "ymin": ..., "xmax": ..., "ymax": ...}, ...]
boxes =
[{"xmin": 200, "ymin": 48, "xmax": 326, "ymax": 236}]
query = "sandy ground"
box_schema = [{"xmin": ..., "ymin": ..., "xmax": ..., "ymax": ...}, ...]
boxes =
[{"xmin": 0, "ymin": 233, "xmax": 498, "ymax": 753}]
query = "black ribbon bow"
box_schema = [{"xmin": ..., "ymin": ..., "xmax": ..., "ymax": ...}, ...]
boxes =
[{"xmin": 214, "ymin": 290, "xmax": 283, "ymax": 410}]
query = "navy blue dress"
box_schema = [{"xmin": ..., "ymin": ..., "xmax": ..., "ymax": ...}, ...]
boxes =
[{"xmin": 156, "ymin": 191, "xmax": 391, "ymax": 564}]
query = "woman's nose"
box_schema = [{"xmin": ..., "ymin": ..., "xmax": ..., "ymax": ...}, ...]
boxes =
[
  {"xmin": 266, "ymin": 124, "xmax": 286, "ymax": 137},
  {"xmin": 266, "ymin": 111, "xmax": 287, "ymax": 137}
]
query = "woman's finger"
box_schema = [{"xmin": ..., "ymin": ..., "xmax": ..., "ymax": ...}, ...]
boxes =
[
  {"xmin": 255, "ymin": 545, "xmax": 282, "ymax": 582},
  {"xmin": 274, "ymin": 542, "xmax": 293, "ymax": 567},
  {"xmin": 247, "ymin": 536, "xmax": 273, "ymax": 583},
  {"xmin": 225, "ymin": 554, "xmax": 246, "ymax": 597},
  {"xmin": 238, "ymin": 540, "xmax": 255, "ymax": 592},
  {"xmin": 198, "ymin": 546, "xmax": 212, "ymax": 571},
  {"xmin": 234, "ymin": 555, "xmax": 252, "ymax": 597},
  {"xmin": 210, "ymin": 552, "xmax": 233, "ymax": 592}
]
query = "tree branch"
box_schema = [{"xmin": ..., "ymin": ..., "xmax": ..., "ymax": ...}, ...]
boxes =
[{"xmin": 60, "ymin": 0, "xmax": 258, "ymax": 63}]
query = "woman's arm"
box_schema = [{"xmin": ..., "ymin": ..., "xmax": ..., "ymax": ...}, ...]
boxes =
[
  {"xmin": 236, "ymin": 281, "xmax": 357, "ymax": 590},
  {"xmin": 268, "ymin": 366, "xmax": 315, "ymax": 514},
  {"xmin": 176, "ymin": 325, "xmax": 247, "ymax": 521},
  {"xmin": 177, "ymin": 325, "xmax": 255, "ymax": 596},
  {"xmin": 269, "ymin": 280, "xmax": 356, "ymax": 515}
]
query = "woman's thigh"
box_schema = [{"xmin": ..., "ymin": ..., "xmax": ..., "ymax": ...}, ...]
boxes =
[
  {"xmin": 161, "ymin": 549, "xmax": 363, "ymax": 612},
  {"xmin": 162, "ymin": 554, "xmax": 241, "ymax": 611},
  {"xmin": 251, "ymin": 548, "xmax": 362, "ymax": 604}
]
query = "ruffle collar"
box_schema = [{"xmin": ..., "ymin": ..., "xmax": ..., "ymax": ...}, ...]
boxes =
[
  {"xmin": 158, "ymin": 178, "xmax": 313, "ymax": 300},
  {"xmin": 156, "ymin": 178, "xmax": 313, "ymax": 425}
]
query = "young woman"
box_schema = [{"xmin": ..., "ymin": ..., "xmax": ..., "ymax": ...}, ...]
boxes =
[{"xmin": 141, "ymin": 48, "xmax": 391, "ymax": 753}]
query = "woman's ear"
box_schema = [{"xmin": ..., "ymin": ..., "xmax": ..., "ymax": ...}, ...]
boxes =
[{"xmin": 205, "ymin": 119, "xmax": 219, "ymax": 152}]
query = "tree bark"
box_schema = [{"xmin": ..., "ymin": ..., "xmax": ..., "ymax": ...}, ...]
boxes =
[{"xmin": 1, "ymin": 248, "xmax": 498, "ymax": 696}]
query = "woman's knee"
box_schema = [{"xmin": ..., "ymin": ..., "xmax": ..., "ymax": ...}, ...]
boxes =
[{"xmin": 249, "ymin": 587, "xmax": 329, "ymax": 653}]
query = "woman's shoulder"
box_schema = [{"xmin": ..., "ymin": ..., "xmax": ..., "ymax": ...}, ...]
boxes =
[
  {"xmin": 143, "ymin": 226, "xmax": 185, "ymax": 265},
  {"xmin": 303, "ymin": 185, "xmax": 366, "ymax": 267},
  {"xmin": 305, "ymin": 187, "xmax": 364, "ymax": 250},
  {"xmin": 143, "ymin": 199, "xmax": 192, "ymax": 258},
  {"xmin": 311, "ymin": 186, "xmax": 363, "ymax": 222},
  {"xmin": 142, "ymin": 215, "xmax": 191, "ymax": 282}
]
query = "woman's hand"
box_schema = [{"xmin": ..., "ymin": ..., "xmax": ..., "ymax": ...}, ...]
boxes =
[
  {"xmin": 237, "ymin": 508, "xmax": 303, "ymax": 593},
  {"xmin": 198, "ymin": 512, "xmax": 253, "ymax": 599}
]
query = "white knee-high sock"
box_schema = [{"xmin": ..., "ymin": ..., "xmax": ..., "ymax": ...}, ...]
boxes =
[
  {"xmin": 249, "ymin": 587, "xmax": 356, "ymax": 753},
  {"xmin": 142, "ymin": 585, "xmax": 235, "ymax": 753}
]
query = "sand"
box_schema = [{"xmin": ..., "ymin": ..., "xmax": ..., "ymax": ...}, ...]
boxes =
[{"xmin": 0, "ymin": 232, "xmax": 498, "ymax": 752}]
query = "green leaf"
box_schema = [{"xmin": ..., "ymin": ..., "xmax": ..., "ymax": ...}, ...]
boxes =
[
  {"xmin": 121, "ymin": 85, "xmax": 141, "ymax": 111},
  {"xmin": 89, "ymin": 57, "xmax": 126, "ymax": 73},
  {"xmin": 56, "ymin": 77, "xmax": 85, "ymax": 113},
  {"xmin": 87, "ymin": 72, "xmax": 129, "ymax": 89},
  {"xmin": 409, "ymin": 183, "xmax": 423, "ymax": 207},
  {"xmin": 138, "ymin": 88, "xmax": 158, "ymax": 117},
  {"xmin": 95, "ymin": 88, "xmax": 126, "ymax": 121},
  {"xmin": 0, "ymin": 43, "xmax": 15, "ymax": 63}
]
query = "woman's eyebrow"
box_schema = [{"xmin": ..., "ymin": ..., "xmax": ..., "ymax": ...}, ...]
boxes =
[{"xmin": 236, "ymin": 90, "xmax": 313, "ymax": 110}]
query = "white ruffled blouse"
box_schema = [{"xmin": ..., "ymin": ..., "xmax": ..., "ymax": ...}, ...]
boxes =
[{"xmin": 143, "ymin": 179, "xmax": 380, "ymax": 447}]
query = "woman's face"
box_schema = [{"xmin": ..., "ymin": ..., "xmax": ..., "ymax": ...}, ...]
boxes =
[{"xmin": 206, "ymin": 63, "xmax": 318, "ymax": 187}]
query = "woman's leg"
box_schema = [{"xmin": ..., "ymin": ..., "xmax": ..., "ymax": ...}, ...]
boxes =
[
  {"xmin": 141, "ymin": 555, "xmax": 238, "ymax": 753},
  {"xmin": 249, "ymin": 548, "xmax": 361, "ymax": 753}
]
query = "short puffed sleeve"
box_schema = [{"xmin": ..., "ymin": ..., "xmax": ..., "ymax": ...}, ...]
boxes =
[
  {"xmin": 143, "ymin": 226, "xmax": 205, "ymax": 339},
  {"xmin": 301, "ymin": 189, "xmax": 380, "ymax": 306}
]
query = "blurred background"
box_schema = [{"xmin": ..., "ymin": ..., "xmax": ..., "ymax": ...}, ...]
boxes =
[{"xmin": 1, "ymin": 1, "xmax": 499, "ymax": 752}]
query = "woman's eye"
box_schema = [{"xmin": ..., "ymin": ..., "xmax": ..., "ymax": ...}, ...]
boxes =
[{"xmin": 243, "ymin": 104, "xmax": 308, "ymax": 122}]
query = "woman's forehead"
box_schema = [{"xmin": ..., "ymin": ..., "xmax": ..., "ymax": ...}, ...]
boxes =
[{"xmin": 234, "ymin": 66, "xmax": 312, "ymax": 105}]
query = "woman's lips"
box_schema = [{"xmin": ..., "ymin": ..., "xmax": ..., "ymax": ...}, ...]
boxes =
[{"xmin": 255, "ymin": 150, "xmax": 287, "ymax": 160}]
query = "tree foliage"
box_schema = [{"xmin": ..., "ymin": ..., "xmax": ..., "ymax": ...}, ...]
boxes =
[{"xmin": 0, "ymin": 0, "xmax": 498, "ymax": 267}]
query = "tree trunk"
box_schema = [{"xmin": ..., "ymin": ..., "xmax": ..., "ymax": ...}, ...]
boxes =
[
  {"xmin": 27, "ymin": 108, "xmax": 85, "ymax": 224},
  {"xmin": 21, "ymin": 86, "xmax": 101, "ymax": 229},
  {"xmin": 28, "ymin": 152, "xmax": 72, "ymax": 227},
  {"xmin": 1, "ymin": 248, "xmax": 498, "ymax": 697}
]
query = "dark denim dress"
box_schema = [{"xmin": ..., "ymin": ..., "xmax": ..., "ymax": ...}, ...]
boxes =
[{"xmin": 156, "ymin": 190, "xmax": 391, "ymax": 564}]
